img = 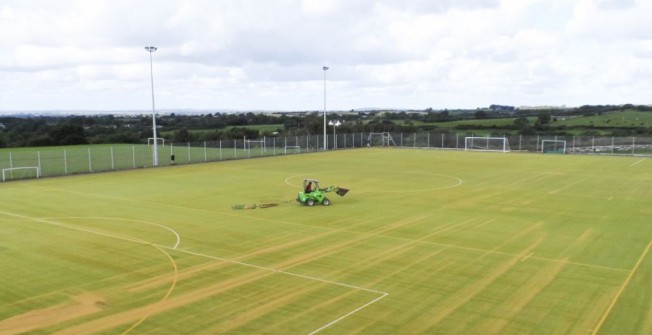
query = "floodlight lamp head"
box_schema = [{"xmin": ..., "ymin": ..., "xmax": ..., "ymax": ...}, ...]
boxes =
[
  {"xmin": 145, "ymin": 46, "xmax": 157, "ymax": 52},
  {"xmin": 323, "ymin": 66, "xmax": 329, "ymax": 71}
]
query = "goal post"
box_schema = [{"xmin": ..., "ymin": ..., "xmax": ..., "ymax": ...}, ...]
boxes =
[
  {"xmin": 464, "ymin": 137, "xmax": 510, "ymax": 152},
  {"xmin": 283, "ymin": 145, "xmax": 300, "ymax": 154},
  {"xmin": 147, "ymin": 138, "xmax": 165, "ymax": 146},
  {"xmin": 541, "ymin": 140, "xmax": 567, "ymax": 154},
  {"xmin": 244, "ymin": 139, "xmax": 266, "ymax": 151},
  {"xmin": 2, "ymin": 166, "xmax": 40, "ymax": 181},
  {"xmin": 367, "ymin": 132, "xmax": 396, "ymax": 147}
]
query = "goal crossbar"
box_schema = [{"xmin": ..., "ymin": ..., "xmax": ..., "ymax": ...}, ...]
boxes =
[
  {"xmin": 367, "ymin": 132, "xmax": 396, "ymax": 147},
  {"xmin": 147, "ymin": 138, "xmax": 165, "ymax": 146},
  {"xmin": 541, "ymin": 140, "xmax": 567, "ymax": 154},
  {"xmin": 464, "ymin": 136, "xmax": 510, "ymax": 152},
  {"xmin": 284, "ymin": 145, "xmax": 300, "ymax": 154},
  {"xmin": 2, "ymin": 166, "xmax": 40, "ymax": 181}
]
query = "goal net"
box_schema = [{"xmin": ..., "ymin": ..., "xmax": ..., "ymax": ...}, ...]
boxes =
[
  {"xmin": 367, "ymin": 132, "xmax": 396, "ymax": 147},
  {"xmin": 541, "ymin": 140, "xmax": 567, "ymax": 154},
  {"xmin": 2, "ymin": 166, "xmax": 40, "ymax": 181},
  {"xmin": 464, "ymin": 137, "xmax": 510, "ymax": 152},
  {"xmin": 147, "ymin": 138, "xmax": 165, "ymax": 146},
  {"xmin": 284, "ymin": 146, "xmax": 300, "ymax": 154},
  {"xmin": 244, "ymin": 140, "xmax": 266, "ymax": 156}
]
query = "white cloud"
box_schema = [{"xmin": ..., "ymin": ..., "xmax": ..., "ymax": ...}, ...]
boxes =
[{"xmin": 0, "ymin": 0, "xmax": 650, "ymax": 112}]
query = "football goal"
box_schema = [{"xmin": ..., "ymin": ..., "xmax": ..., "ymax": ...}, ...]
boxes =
[
  {"xmin": 147, "ymin": 137, "xmax": 166, "ymax": 146},
  {"xmin": 284, "ymin": 145, "xmax": 300, "ymax": 154},
  {"xmin": 464, "ymin": 137, "xmax": 510, "ymax": 152},
  {"xmin": 244, "ymin": 139, "xmax": 266, "ymax": 156},
  {"xmin": 2, "ymin": 166, "xmax": 40, "ymax": 181},
  {"xmin": 541, "ymin": 140, "xmax": 567, "ymax": 154},
  {"xmin": 367, "ymin": 132, "xmax": 396, "ymax": 147}
]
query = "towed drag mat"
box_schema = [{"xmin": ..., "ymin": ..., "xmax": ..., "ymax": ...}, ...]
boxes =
[
  {"xmin": 231, "ymin": 202, "xmax": 283, "ymax": 210},
  {"xmin": 232, "ymin": 185, "xmax": 349, "ymax": 210}
]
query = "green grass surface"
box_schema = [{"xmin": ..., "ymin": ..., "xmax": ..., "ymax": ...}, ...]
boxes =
[
  {"xmin": 554, "ymin": 110, "xmax": 652, "ymax": 127},
  {"xmin": 1, "ymin": 149, "xmax": 650, "ymax": 334},
  {"xmin": 0, "ymin": 143, "xmax": 304, "ymax": 178},
  {"xmin": 415, "ymin": 110, "xmax": 652, "ymax": 131}
]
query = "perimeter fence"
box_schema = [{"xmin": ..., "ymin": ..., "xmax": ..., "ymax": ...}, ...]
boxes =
[{"xmin": 1, "ymin": 132, "xmax": 651, "ymax": 181}]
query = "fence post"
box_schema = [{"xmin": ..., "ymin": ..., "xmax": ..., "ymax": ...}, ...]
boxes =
[
  {"xmin": 37, "ymin": 151, "xmax": 42, "ymax": 177},
  {"xmin": 111, "ymin": 146, "xmax": 115, "ymax": 170},
  {"xmin": 88, "ymin": 148, "xmax": 92, "ymax": 172},
  {"xmin": 132, "ymin": 145, "xmax": 136, "ymax": 168},
  {"xmin": 64, "ymin": 149, "xmax": 68, "ymax": 174}
]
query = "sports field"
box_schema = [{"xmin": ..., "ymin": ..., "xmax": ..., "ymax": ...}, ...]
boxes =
[{"xmin": 0, "ymin": 148, "xmax": 650, "ymax": 334}]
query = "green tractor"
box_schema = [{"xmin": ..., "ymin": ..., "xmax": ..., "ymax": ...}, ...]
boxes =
[{"xmin": 296, "ymin": 179, "xmax": 349, "ymax": 206}]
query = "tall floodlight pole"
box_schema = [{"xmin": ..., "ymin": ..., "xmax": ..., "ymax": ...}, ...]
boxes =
[
  {"xmin": 145, "ymin": 46, "xmax": 159, "ymax": 166},
  {"xmin": 322, "ymin": 66, "xmax": 329, "ymax": 150}
]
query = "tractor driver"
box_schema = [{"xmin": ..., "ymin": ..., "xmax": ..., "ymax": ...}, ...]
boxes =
[{"xmin": 305, "ymin": 181, "xmax": 313, "ymax": 193}]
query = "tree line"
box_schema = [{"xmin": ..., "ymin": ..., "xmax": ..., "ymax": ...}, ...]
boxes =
[{"xmin": 1, "ymin": 104, "xmax": 650, "ymax": 148}]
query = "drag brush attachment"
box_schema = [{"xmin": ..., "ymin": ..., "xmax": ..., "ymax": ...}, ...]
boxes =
[
  {"xmin": 232, "ymin": 200, "xmax": 290, "ymax": 210},
  {"xmin": 231, "ymin": 204, "xmax": 257, "ymax": 210},
  {"xmin": 335, "ymin": 187, "xmax": 349, "ymax": 197}
]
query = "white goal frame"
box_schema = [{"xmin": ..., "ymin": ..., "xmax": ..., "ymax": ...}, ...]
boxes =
[
  {"xmin": 367, "ymin": 132, "xmax": 396, "ymax": 147},
  {"xmin": 284, "ymin": 145, "xmax": 300, "ymax": 154},
  {"xmin": 2, "ymin": 166, "xmax": 40, "ymax": 181},
  {"xmin": 244, "ymin": 139, "xmax": 266, "ymax": 152},
  {"xmin": 147, "ymin": 138, "xmax": 165, "ymax": 146},
  {"xmin": 541, "ymin": 140, "xmax": 567, "ymax": 154},
  {"xmin": 464, "ymin": 137, "xmax": 510, "ymax": 152}
]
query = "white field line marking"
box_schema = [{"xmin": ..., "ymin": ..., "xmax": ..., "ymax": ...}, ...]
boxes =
[
  {"xmin": 74, "ymin": 199, "xmax": 629, "ymax": 275},
  {"xmin": 121, "ymin": 243, "xmax": 178, "ymax": 335},
  {"xmin": 520, "ymin": 252, "xmax": 534, "ymax": 262},
  {"xmin": 284, "ymin": 173, "xmax": 464, "ymax": 193},
  {"xmin": 0, "ymin": 210, "xmax": 180, "ymax": 335},
  {"xmin": 175, "ymin": 248, "xmax": 389, "ymax": 335},
  {"xmin": 630, "ymin": 158, "xmax": 646, "ymax": 167},
  {"xmin": 307, "ymin": 292, "xmax": 389, "ymax": 335},
  {"xmin": 0, "ymin": 209, "xmax": 389, "ymax": 334},
  {"xmin": 52, "ymin": 216, "xmax": 181, "ymax": 249},
  {"xmin": 285, "ymin": 173, "xmax": 463, "ymax": 193},
  {"xmin": 174, "ymin": 248, "xmax": 387, "ymax": 295},
  {"xmin": 590, "ymin": 238, "xmax": 652, "ymax": 335},
  {"xmin": 0, "ymin": 210, "xmax": 157, "ymax": 247}
]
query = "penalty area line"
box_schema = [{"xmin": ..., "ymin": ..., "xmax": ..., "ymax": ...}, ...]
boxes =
[
  {"xmin": 0, "ymin": 209, "xmax": 389, "ymax": 334},
  {"xmin": 630, "ymin": 158, "xmax": 646, "ymax": 167},
  {"xmin": 307, "ymin": 292, "xmax": 389, "ymax": 335},
  {"xmin": 171, "ymin": 248, "xmax": 389, "ymax": 335}
]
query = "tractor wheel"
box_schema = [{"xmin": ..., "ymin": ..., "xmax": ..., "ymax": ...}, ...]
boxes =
[
  {"xmin": 322, "ymin": 198, "xmax": 330, "ymax": 206},
  {"xmin": 307, "ymin": 199, "xmax": 315, "ymax": 206}
]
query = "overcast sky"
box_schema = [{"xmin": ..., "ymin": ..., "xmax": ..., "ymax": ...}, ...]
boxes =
[{"xmin": 1, "ymin": 0, "xmax": 651, "ymax": 113}]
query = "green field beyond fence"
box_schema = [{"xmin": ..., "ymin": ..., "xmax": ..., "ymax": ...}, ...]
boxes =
[
  {"xmin": 0, "ymin": 149, "xmax": 650, "ymax": 334},
  {"xmin": 2, "ymin": 132, "xmax": 652, "ymax": 182}
]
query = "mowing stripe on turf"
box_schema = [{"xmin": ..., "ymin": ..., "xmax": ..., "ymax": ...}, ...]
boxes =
[
  {"xmin": 0, "ymin": 209, "xmax": 389, "ymax": 335},
  {"xmin": 590, "ymin": 238, "xmax": 652, "ymax": 335}
]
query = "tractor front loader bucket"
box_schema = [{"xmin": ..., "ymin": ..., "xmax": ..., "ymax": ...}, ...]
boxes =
[{"xmin": 335, "ymin": 187, "xmax": 349, "ymax": 196}]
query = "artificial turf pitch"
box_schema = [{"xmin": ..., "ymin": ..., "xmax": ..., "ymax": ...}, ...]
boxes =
[{"xmin": 0, "ymin": 148, "xmax": 650, "ymax": 334}]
